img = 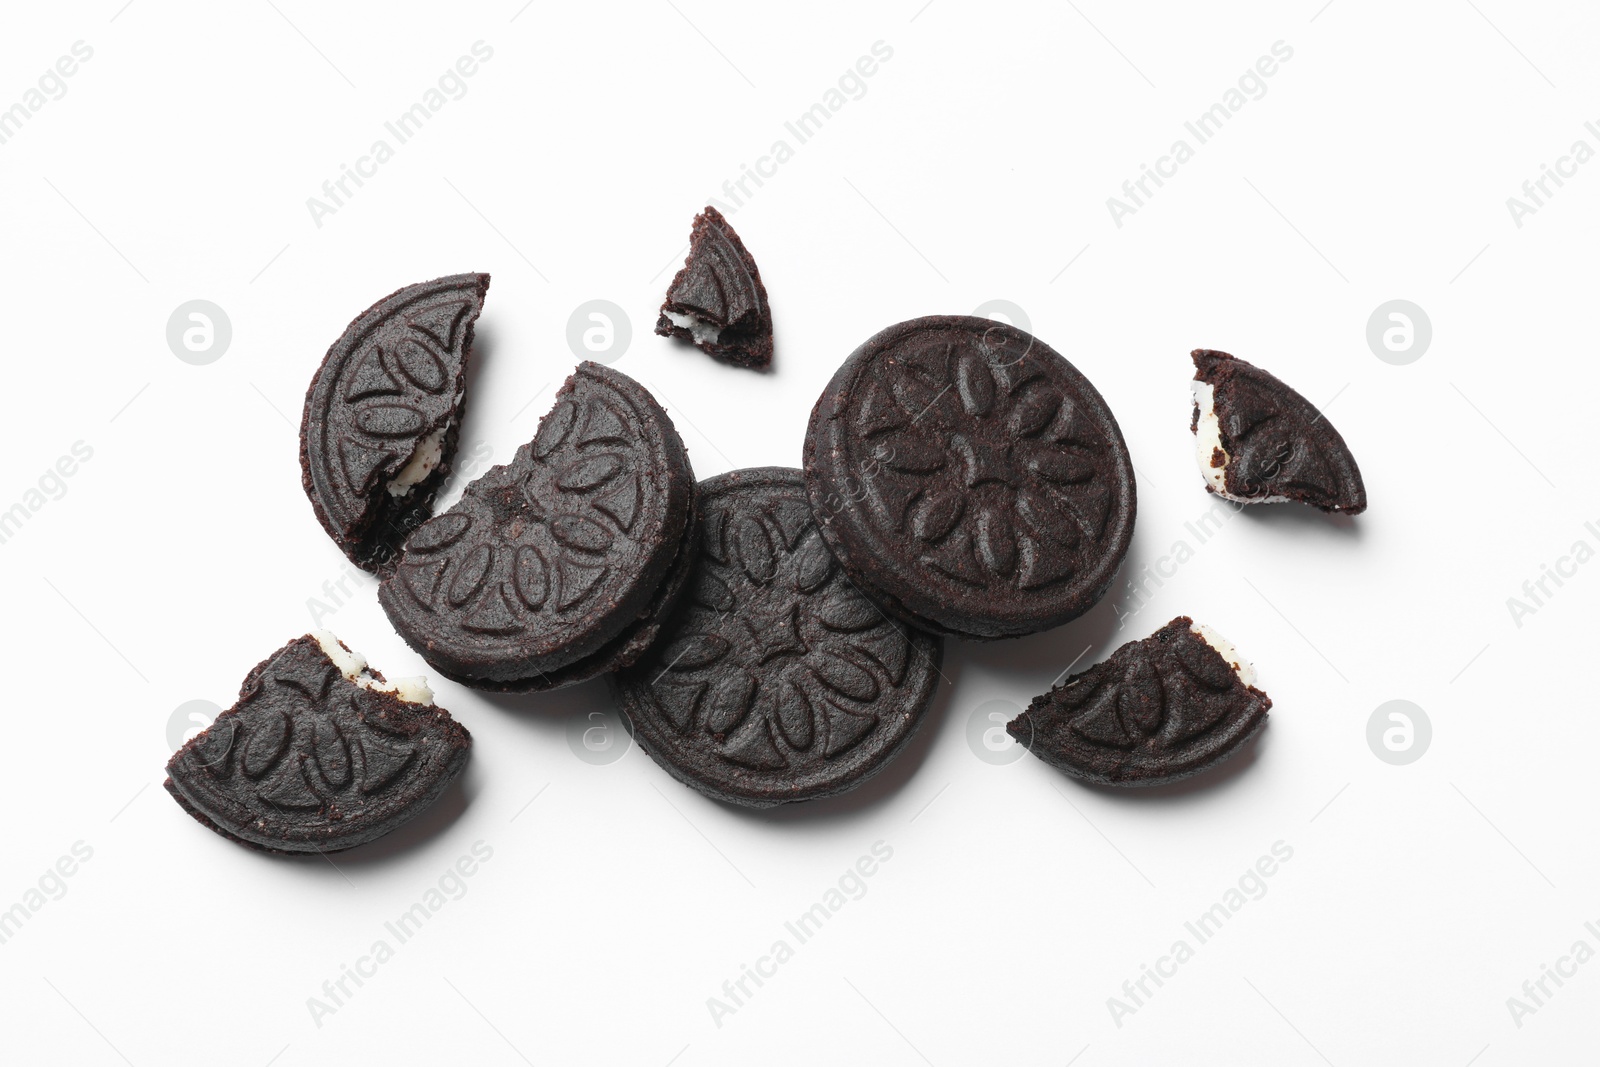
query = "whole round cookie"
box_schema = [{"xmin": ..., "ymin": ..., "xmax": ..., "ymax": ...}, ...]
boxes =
[
  {"xmin": 804, "ymin": 316, "xmax": 1136, "ymax": 639},
  {"xmin": 378, "ymin": 362, "xmax": 696, "ymax": 691},
  {"xmin": 611, "ymin": 467, "xmax": 943, "ymax": 808}
]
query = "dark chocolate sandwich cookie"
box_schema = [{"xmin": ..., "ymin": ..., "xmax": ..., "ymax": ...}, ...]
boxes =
[
  {"xmin": 655, "ymin": 206, "xmax": 773, "ymax": 370},
  {"xmin": 612, "ymin": 467, "xmax": 942, "ymax": 808},
  {"xmin": 379, "ymin": 362, "xmax": 696, "ymax": 691},
  {"xmin": 1191, "ymin": 349, "xmax": 1366, "ymax": 513},
  {"xmin": 165, "ymin": 632, "xmax": 470, "ymax": 853},
  {"xmin": 1008, "ymin": 616, "xmax": 1269, "ymax": 786},
  {"xmin": 804, "ymin": 316, "xmax": 1136, "ymax": 640},
  {"xmin": 301, "ymin": 273, "xmax": 490, "ymax": 573}
]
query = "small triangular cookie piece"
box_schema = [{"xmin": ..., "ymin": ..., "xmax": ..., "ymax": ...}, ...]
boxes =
[
  {"xmin": 1190, "ymin": 349, "xmax": 1366, "ymax": 514},
  {"xmin": 1008, "ymin": 616, "xmax": 1269, "ymax": 786},
  {"xmin": 655, "ymin": 207, "xmax": 773, "ymax": 370}
]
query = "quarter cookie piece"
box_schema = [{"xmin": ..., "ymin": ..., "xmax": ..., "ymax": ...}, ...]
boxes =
[
  {"xmin": 804, "ymin": 316, "xmax": 1136, "ymax": 640},
  {"xmin": 1008, "ymin": 616, "xmax": 1270, "ymax": 786},
  {"xmin": 301, "ymin": 273, "xmax": 490, "ymax": 573},
  {"xmin": 655, "ymin": 206, "xmax": 773, "ymax": 370},
  {"xmin": 612, "ymin": 467, "xmax": 942, "ymax": 808},
  {"xmin": 1191, "ymin": 349, "xmax": 1366, "ymax": 514},
  {"xmin": 379, "ymin": 362, "xmax": 696, "ymax": 691},
  {"xmin": 165, "ymin": 632, "xmax": 471, "ymax": 853}
]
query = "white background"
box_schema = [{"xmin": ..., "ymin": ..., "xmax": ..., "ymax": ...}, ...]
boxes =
[{"xmin": 1, "ymin": 1, "xmax": 1596, "ymax": 1063}]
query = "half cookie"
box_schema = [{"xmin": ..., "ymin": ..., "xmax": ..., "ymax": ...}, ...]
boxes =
[
  {"xmin": 1190, "ymin": 349, "xmax": 1366, "ymax": 514},
  {"xmin": 301, "ymin": 273, "xmax": 490, "ymax": 572},
  {"xmin": 379, "ymin": 362, "xmax": 696, "ymax": 691},
  {"xmin": 655, "ymin": 206, "xmax": 773, "ymax": 369},
  {"xmin": 1008, "ymin": 617, "xmax": 1269, "ymax": 786},
  {"xmin": 612, "ymin": 467, "xmax": 942, "ymax": 807},
  {"xmin": 804, "ymin": 316, "xmax": 1136, "ymax": 640},
  {"xmin": 165, "ymin": 632, "xmax": 470, "ymax": 853}
]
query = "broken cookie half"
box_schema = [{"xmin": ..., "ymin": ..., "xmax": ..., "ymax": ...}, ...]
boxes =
[
  {"xmin": 301, "ymin": 273, "xmax": 490, "ymax": 573},
  {"xmin": 655, "ymin": 206, "xmax": 773, "ymax": 370},
  {"xmin": 1191, "ymin": 349, "xmax": 1366, "ymax": 514},
  {"xmin": 165, "ymin": 632, "xmax": 470, "ymax": 853},
  {"xmin": 1008, "ymin": 616, "xmax": 1269, "ymax": 786}
]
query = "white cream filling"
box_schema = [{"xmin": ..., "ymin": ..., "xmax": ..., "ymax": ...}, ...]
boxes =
[
  {"xmin": 1190, "ymin": 621, "xmax": 1257, "ymax": 687},
  {"xmin": 385, "ymin": 427, "xmax": 446, "ymax": 498},
  {"xmin": 1191, "ymin": 380, "xmax": 1230, "ymax": 494},
  {"xmin": 665, "ymin": 309, "xmax": 722, "ymax": 346},
  {"xmin": 1190, "ymin": 380, "xmax": 1289, "ymax": 504},
  {"xmin": 312, "ymin": 630, "xmax": 434, "ymax": 705}
]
